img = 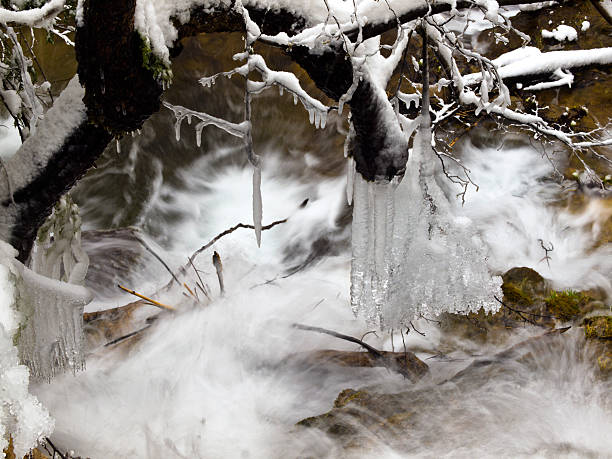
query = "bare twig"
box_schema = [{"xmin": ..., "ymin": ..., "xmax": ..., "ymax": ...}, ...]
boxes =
[
  {"xmin": 104, "ymin": 324, "xmax": 152, "ymax": 347},
  {"xmin": 44, "ymin": 438, "xmax": 66, "ymax": 459},
  {"xmin": 133, "ymin": 233, "xmax": 181, "ymax": 286},
  {"xmin": 188, "ymin": 218, "xmax": 287, "ymax": 266},
  {"xmin": 292, "ymin": 323, "xmax": 383, "ymax": 357},
  {"xmin": 494, "ymin": 295, "xmax": 555, "ymax": 324},
  {"xmin": 117, "ymin": 284, "xmax": 175, "ymax": 311},
  {"xmin": 410, "ymin": 321, "xmax": 426, "ymax": 336},
  {"xmin": 538, "ymin": 238, "xmax": 554, "ymax": 267}
]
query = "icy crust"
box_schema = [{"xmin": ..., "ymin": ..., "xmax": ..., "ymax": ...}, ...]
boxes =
[
  {"xmin": 0, "ymin": 244, "xmax": 54, "ymax": 458},
  {"xmin": 350, "ymin": 127, "xmax": 501, "ymax": 328},
  {"xmin": 0, "ymin": 241, "xmax": 91, "ymax": 382}
]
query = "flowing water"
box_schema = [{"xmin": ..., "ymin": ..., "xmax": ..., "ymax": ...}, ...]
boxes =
[{"xmin": 27, "ymin": 33, "xmax": 612, "ymax": 458}]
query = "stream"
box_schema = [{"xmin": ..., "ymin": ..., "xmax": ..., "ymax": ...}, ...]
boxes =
[{"xmin": 26, "ymin": 32, "xmax": 612, "ymax": 458}]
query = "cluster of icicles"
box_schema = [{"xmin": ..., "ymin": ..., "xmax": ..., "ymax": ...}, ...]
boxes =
[{"xmin": 349, "ymin": 124, "xmax": 502, "ymax": 328}]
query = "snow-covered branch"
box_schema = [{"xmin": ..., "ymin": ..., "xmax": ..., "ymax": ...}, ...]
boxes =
[{"xmin": 0, "ymin": 0, "xmax": 65, "ymax": 27}]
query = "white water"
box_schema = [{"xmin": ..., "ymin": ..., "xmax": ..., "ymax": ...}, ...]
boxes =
[{"xmin": 31, "ymin": 129, "xmax": 612, "ymax": 457}]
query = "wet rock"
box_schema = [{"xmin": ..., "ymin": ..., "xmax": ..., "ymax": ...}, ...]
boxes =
[
  {"xmin": 287, "ymin": 349, "xmax": 429, "ymax": 382},
  {"xmin": 296, "ymin": 329, "xmax": 577, "ymax": 453},
  {"xmin": 83, "ymin": 299, "xmax": 156, "ymax": 351}
]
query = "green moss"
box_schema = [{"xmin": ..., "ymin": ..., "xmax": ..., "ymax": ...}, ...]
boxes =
[
  {"xmin": 501, "ymin": 282, "xmax": 534, "ymax": 307},
  {"xmin": 598, "ymin": 353, "xmax": 612, "ymax": 373},
  {"xmin": 137, "ymin": 33, "xmax": 172, "ymax": 84},
  {"xmin": 583, "ymin": 316, "xmax": 612, "ymax": 340},
  {"xmin": 545, "ymin": 289, "xmax": 590, "ymax": 321}
]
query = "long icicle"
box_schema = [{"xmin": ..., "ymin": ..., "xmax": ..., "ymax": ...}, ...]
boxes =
[{"xmin": 241, "ymin": 4, "xmax": 263, "ymax": 246}]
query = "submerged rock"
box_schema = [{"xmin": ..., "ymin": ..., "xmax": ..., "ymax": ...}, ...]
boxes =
[
  {"xmin": 296, "ymin": 329, "xmax": 582, "ymax": 455},
  {"xmin": 286, "ymin": 349, "xmax": 429, "ymax": 382}
]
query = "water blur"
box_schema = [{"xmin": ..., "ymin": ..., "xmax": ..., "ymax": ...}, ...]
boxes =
[{"xmin": 32, "ymin": 32, "xmax": 612, "ymax": 458}]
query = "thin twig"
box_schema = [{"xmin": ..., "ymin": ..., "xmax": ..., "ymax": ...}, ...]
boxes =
[
  {"xmin": 189, "ymin": 258, "xmax": 210, "ymax": 300},
  {"xmin": 410, "ymin": 321, "xmax": 426, "ymax": 336},
  {"xmin": 292, "ymin": 323, "xmax": 383, "ymax": 357},
  {"xmin": 494, "ymin": 296, "xmax": 554, "ymax": 325},
  {"xmin": 104, "ymin": 325, "xmax": 152, "ymax": 347},
  {"xmin": 183, "ymin": 282, "xmax": 199, "ymax": 302},
  {"xmin": 133, "ymin": 234, "xmax": 181, "ymax": 286},
  {"xmin": 188, "ymin": 218, "xmax": 287, "ymax": 266},
  {"xmin": 44, "ymin": 438, "xmax": 66, "ymax": 459},
  {"xmin": 118, "ymin": 284, "xmax": 175, "ymax": 311}
]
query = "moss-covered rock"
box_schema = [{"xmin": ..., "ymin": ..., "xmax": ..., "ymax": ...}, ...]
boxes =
[
  {"xmin": 545, "ymin": 290, "xmax": 591, "ymax": 321},
  {"xmin": 583, "ymin": 315, "xmax": 612, "ymax": 340},
  {"xmin": 439, "ymin": 267, "xmax": 602, "ymax": 349}
]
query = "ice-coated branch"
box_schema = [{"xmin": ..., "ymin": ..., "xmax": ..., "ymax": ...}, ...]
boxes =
[
  {"xmin": 200, "ymin": 53, "xmax": 331, "ymax": 129},
  {"xmin": 162, "ymin": 101, "xmax": 249, "ymax": 145}
]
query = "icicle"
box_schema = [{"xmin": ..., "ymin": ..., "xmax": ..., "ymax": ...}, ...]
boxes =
[
  {"xmin": 196, "ymin": 122, "xmax": 204, "ymax": 147},
  {"xmin": 320, "ymin": 110, "xmax": 327, "ymax": 129},
  {"xmin": 252, "ymin": 166, "xmax": 263, "ymax": 247},
  {"xmin": 308, "ymin": 108, "xmax": 314, "ymax": 125},
  {"xmin": 175, "ymin": 117, "xmax": 182, "ymax": 141},
  {"xmin": 116, "ymin": 139, "xmax": 121, "ymax": 154},
  {"xmin": 350, "ymin": 174, "xmax": 371, "ymax": 317},
  {"xmin": 293, "ymin": 94, "xmax": 298, "ymax": 105},
  {"xmin": 346, "ymin": 157, "xmax": 355, "ymax": 205},
  {"xmin": 279, "ymin": 86, "xmax": 284, "ymax": 96}
]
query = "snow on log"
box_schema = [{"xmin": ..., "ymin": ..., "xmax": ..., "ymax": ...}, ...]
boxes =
[
  {"xmin": 464, "ymin": 47, "xmax": 612, "ymax": 84},
  {"xmin": 0, "ymin": 77, "xmax": 112, "ymax": 262}
]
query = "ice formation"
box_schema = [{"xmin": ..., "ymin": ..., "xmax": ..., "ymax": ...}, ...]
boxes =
[
  {"xmin": 0, "ymin": 242, "xmax": 54, "ymax": 457},
  {"xmin": 0, "ymin": 197, "xmax": 92, "ymax": 381},
  {"xmin": 30, "ymin": 195, "xmax": 89, "ymax": 286},
  {"xmin": 20, "ymin": 197, "xmax": 91, "ymax": 380},
  {"xmin": 350, "ymin": 120, "xmax": 501, "ymax": 328}
]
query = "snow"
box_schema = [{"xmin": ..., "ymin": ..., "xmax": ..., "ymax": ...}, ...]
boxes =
[
  {"xmin": 581, "ymin": 20, "xmax": 590, "ymax": 32},
  {"xmin": 542, "ymin": 24, "xmax": 577, "ymax": 42},
  {"xmin": 7, "ymin": 27, "xmax": 44, "ymax": 132},
  {"xmin": 0, "ymin": 117, "xmax": 21, "ymax": 159},
  {"xmin": 524, "ymin": 68, "xmax": 573, "ymax": 91},
  {"xmin": 0, "ymin": 241, "xmax": 54, "ymax": 458},
  {"xmin": 0, "ymin": 0, "xmax": 64, "ymax": 27},
  {"xmin": 464, "ymin": 47, "xmax": 612, "ymax": 84},
  {"xmin": 3, "ymin": 76, "xmax": 85, "ymax": 194},
  {"xmin": 0, "ymin": 76, "xmax": 86, "ymax": 246},
  {"xmin": 0, "ymin": 89, "xmax": 21, "ymax": 116}
]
